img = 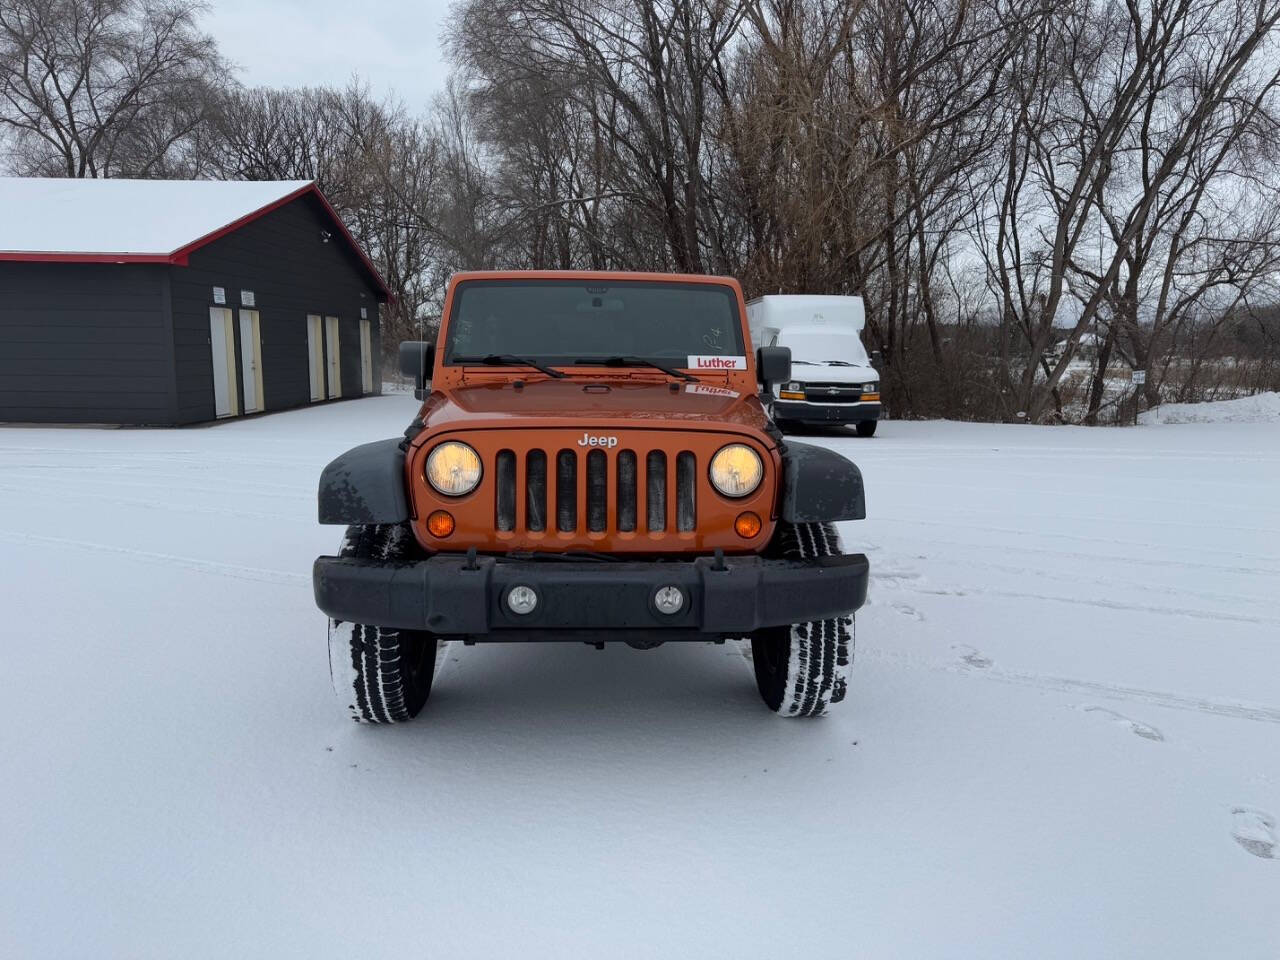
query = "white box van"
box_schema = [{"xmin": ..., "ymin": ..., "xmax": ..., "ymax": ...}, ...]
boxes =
[{"xmin": 747, "ymin": 295, "xmax": 882, "ymax": 436}]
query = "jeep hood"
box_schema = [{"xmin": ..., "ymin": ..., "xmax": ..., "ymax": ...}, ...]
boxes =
[{"xmin": 421, "ymin": 378, "xmax": 774, "ymax": 435}]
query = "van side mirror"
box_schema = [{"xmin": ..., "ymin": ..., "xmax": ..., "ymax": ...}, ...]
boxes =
[
  {"xmin": 756, "ymin": 345, "xmax": 791, "ymax": 386},
  {"xmin": 399, "ymin": 341, "xmax": 434, "ymax": 398},
  {"xmin": 871, "ymin": 349, "xmax": 883, "ymax": 367}
]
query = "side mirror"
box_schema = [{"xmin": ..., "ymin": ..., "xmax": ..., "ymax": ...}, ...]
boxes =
[
  {"xmin": 871, "ymin": 349, "xmax": 883, "ymax": 367},
  {"xmin": 399, "ymin": 341, "xmax": 434, "ymax": 398},
  {"xmin": 756, "ymin": 345, "xmax": 791, "ymax": 386}
]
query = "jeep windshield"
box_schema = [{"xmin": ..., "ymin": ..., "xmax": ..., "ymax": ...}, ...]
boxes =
[{"xmin": 443, "ymin": 280, "xmax": 746, "ymax": 371}]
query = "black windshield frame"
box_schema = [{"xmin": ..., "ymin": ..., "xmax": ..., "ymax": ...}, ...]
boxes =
[{"xmin": 442, "ymin": 279, "xmax": 746, "ymax": 369}]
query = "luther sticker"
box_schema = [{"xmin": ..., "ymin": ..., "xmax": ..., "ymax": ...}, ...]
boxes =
[{"xmin": 687, "ymin": 355, "xmax": 747, "ymax": 370}]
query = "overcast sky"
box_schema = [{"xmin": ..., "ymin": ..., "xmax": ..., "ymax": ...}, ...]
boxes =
[{"xmin": 202, "ymin": 0, "xmax": 455, "ymax": 114}]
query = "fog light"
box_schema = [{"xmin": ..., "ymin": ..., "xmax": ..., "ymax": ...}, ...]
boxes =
[
  {"xmin": 506, "ymin": 585, "xmax": 538, "ymax": 615},
  {"xmin": 426, "ymin": 510, "xmax": 455, "ymax": 537},
  {"xmin": 734, "ymin": 511, "xmax": 762, "ymax": 538},
  {"xmin": 653, "ymin": 585, "xmax": 684, "ymax": 615}
]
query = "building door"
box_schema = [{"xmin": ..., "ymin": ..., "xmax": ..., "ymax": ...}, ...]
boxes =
[
  {"xmin": 239, "ymin": 310, "xmax": 264, "ymax": 414},
  {"xmin": 359, "ymin": 317, "xmax": 373, "ymax": 394},
  {"xmin": 209, "ymin": 306, "xmax": 238, "ymax": 418},
  {"xmin": 325, "ymin": 316, "xmax": 341, "ymax": 398},
  {"xmin": 307, "ymin": 315, "xmax": 324, "ymax": 401}
]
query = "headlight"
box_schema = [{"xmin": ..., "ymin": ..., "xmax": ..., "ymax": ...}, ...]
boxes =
[
  {"xmin": 425, "ymin": 441, "xmax": 482, "ymax": 496},
  {"xmin": 863, "ymin": 382, "xmax": 878, "ymax": 391},
  {"xmin": 709, "ymin": 443, "xmax": 763, "ymax": 498}
]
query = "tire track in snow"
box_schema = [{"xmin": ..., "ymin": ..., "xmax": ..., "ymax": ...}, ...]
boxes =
[
  {"xmin": 0, "ymin": 483, "xmax": 305, "ymax": 524},
  {"xmin": 878, "ymin": 516, "xmax": 1280, "ymax": 567},
  {"xmin": 0, "ymin": 530, "xmax": 309, "ymax": 587},
  {"xmin": 869, "ymin": 532, "xmax": 1280, "ymax": 579},
  {"xmin": 0, "ymin": 471, "xmax": 309, "ymax": 501},
  {"xmin": 860, "ymin": 646, "xmax": 1280, "ymax": 724},
  {"xmin": 900, "ymin": 583, "xmax": 1279, "ymax": 625}
]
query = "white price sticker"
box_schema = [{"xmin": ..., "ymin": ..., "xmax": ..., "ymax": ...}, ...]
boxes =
[{"xmin": 686, "ymin": 383, "xmax": 740, "ymax": 398}]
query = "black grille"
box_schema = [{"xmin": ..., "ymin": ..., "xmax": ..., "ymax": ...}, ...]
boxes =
[
  {"xmin": 616, "ymin": 450, "xmax": 637, "ymax": 532},
  {"xmin": 586, "ymin": 450, "xmax": 607, "ymax": 532},
  {"xmin": 494, "ymin": 446, "xmax": 698, "ymax": 536},
  {"xmin": 802, "ymin": 383, "xmax": 864, "ymax": 404},
  {"xmin": 646, "ymin": 451, "xmax": 666, "ymax": 532},
  {"xmin": 556, "ymin": 450, "xmax": 577, "ymax": 532},
  {"xmin": 495, "ymin": 450, "xmax": 516, "ymax": 531},
  {"xmin": 526, "ymin": 450, "xmax": 547, "ymax": 532},
  {"xmin": 676, "ymin": 451, "xmax": 696, "ymax": 532}
]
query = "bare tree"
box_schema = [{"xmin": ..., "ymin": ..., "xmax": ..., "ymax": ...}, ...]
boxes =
[
  {"xmin": 0, "ymin": 0, "xmax": 228, "ymax": 177},
  {"xmin": 977, "ymin": 0, "xmax": 1280, "ymax": 422}
]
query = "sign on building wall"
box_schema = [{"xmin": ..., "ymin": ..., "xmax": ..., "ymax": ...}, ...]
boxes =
[
  {"xmin": 212, "ymin": 286, "xmax": 226, "ymax": 305},
  {"xmin": 241, "ymin": 290, "xmax": 256, "ymax": 307}
]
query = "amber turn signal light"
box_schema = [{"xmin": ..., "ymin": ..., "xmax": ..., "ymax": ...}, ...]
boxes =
[
  {"xmin": 734, "ymin": 511, "xmax": 762, "ymax": 538},
  {"xmin": 426, "ymin": 510, "xmax": 455, "ymax": 538}
]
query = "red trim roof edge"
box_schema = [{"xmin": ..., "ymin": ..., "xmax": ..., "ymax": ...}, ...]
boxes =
[{"xmin": 0, "ymin": 251, "xmax": 174, "ymax": 263}]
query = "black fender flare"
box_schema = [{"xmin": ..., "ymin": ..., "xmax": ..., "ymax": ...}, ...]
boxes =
[
  {"xmin": 778, "ymin": 440, "xmax": 866, "ymax": 523},
  {"xmin": 317, "ymin": 438, "xmax": 410, "ymax": 525}
]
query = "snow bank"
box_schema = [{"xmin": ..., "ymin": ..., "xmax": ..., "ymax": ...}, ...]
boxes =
[{"xmin": 1141, "ymin": 391, "xmax": 1280, "ymax": 424}]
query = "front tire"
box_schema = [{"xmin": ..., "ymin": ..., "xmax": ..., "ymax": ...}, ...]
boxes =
[
  {"xmin": 750, "ymin": 522, "xmax": 856, "ymax": 717},
  {"xmin": 855, "ymin": 420, "xmax": 877, "ymax": 437},
  {"xmin": 327, "ymin": 523, "xmax": 439, "ymax": 723}
]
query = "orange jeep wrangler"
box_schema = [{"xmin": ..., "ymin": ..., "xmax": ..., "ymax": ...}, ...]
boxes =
[{"xmin": 313, "ymin": 272, "xmax": 869, "ymax": 721}]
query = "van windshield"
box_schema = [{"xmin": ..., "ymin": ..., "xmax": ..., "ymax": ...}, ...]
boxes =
[
  {"xmin": 444, "ymin": 280, "xmax": 745, "ymax": 367},
  {"xmin": 779, "ymin": 328, "xmax": 869, "ymax": 366}
]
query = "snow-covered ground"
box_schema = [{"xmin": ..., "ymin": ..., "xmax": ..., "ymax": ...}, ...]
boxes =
[{"xmin": 3, "ymin": 397, "xmax": 1278, "ymax": 958}]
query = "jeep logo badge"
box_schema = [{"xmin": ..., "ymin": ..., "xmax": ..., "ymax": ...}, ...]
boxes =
[{"xmin": 578, "ymin": 433, "xmax": 619, "ymax": 448}]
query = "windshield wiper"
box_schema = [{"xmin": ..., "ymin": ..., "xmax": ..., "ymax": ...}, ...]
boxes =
[
  {"xmin": 452, "ymin": 354, "xmax": 566, "ymax": 379},
  {"xmin": 573, "ymin": 356, "xmax": 699, "ymax": 383},
  {"xmin": 791, "ymin": 360, "xmax": 818, "ymax": 365}
]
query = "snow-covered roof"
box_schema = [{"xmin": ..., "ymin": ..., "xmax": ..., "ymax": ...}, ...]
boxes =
[
  {"xmin": 0, "ymin": 177, "xmax": 390, "ymax": 297},
  {"xmin": 747, "ymin": 294, "xmax": 866, "ymax": 332},
  {"xmin": 0, "ymin": 177, "xmax": 311, "ymax": 257}
]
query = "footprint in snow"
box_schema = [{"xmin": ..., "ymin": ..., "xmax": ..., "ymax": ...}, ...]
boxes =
[
  {"xmin": 952, "ymin": 643, "xmax": 991, "ymax": 669},
  {"xmin": 891, "ymin": 602, "xmax": 925, "ymax": 621},
  {"xmin": 1230, "ymin": 807, "xmax": 1277, "ymax": 859},
  {"xmin": 1080, "ymin": 705, "xmax": 1164, "ymax": 742}
]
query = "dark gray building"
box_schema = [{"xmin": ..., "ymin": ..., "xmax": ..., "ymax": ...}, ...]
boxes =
[{"xmin": 0, "ymin": 177, "xmax": 390, "ymax": 425}]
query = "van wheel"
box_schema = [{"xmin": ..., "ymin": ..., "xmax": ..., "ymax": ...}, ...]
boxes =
[
  {"xmin": 855, "ymin": 420, "xmax": 877, "ymax": 437},
  {"xmin": 327, "ymin": 523, "xmax": 439, "ymax": 723},
  {"xmin": 750, "ymin": 521, "xmax": 856, "ymax": 716}
]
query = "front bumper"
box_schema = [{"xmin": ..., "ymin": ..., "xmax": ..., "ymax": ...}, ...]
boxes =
[
  {"xmin": 313, "ymin": 552, "xmax": 869, "ymax": 640},
  {"xmin": 774, "ymin": 400, "xmax": 882, "ymax": 424}
]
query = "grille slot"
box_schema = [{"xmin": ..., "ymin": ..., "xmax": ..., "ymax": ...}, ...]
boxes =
[
  {"xmin": 526, "ymin": 450, "xmax": 547, "ymax": 532},
  {"xmin": 676, "ymin": 451, "xmax": 696, "ymax": 532},
  {"xmin": 616, "ymin": 450, "xmax": 637, "ymax": 532},
  {"xmin": 495, "ymin": 450, "xmax": 516, "ymax": 531},
  {"xmin": 586, "ymin": 449, "xmax": 607, "ymax": 532},
  {"xmin": 646, "ymin": 451, "xmax": 667, "ymax": 532},
  {"xmin": 556, "ymin": 449, "xmax": 577, "ymax": 532}
]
